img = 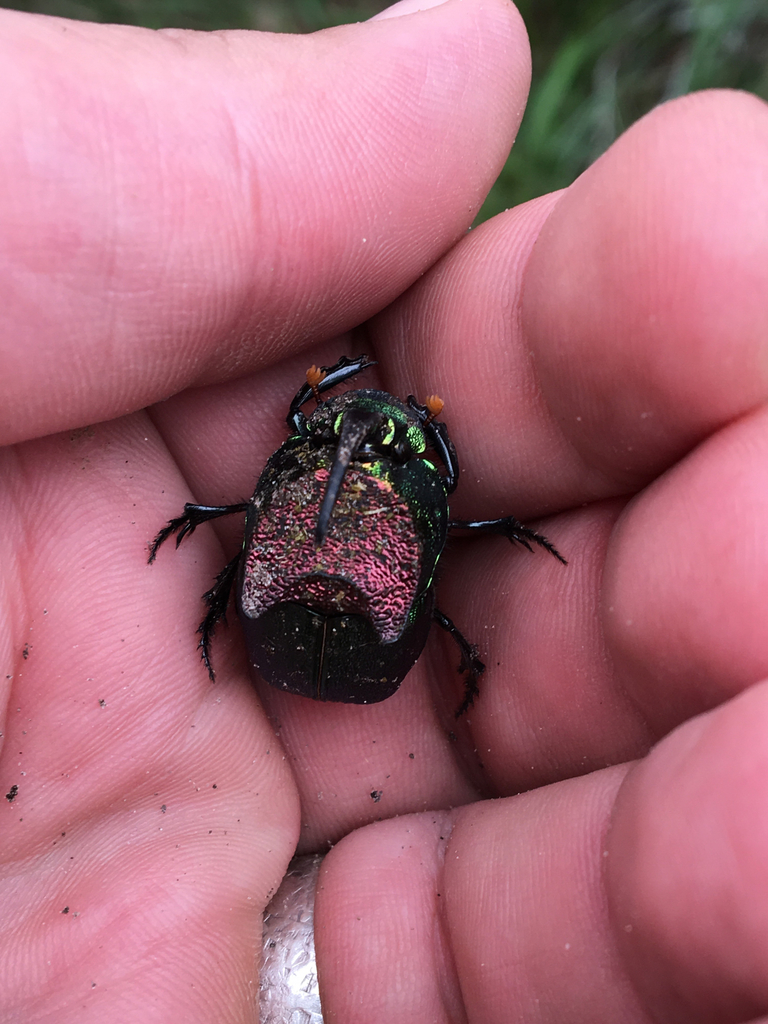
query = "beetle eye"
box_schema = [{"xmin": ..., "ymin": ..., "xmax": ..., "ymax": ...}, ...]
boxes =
[{"xmin": 380, "ymin": 418, "xmax": 396, "ymax": 446}]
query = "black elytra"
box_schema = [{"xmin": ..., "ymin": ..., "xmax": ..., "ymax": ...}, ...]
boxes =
[{"xmin": 149, "ymin": 355, "xmax": 566, "ymax": 716}]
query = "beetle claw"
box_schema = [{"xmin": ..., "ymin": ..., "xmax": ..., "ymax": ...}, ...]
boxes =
[
  {"xmin": 148, "ymin": 502, "xmax": 248, "ymax": 563},
  {"xmin": 449, "ymin": 516, "xmax": 567, "ymax": 565}
]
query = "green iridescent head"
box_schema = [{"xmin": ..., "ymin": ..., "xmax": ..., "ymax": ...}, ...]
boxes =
[{"xmin": 305, "ymin": 389, "xmax": 436, "ymax": 544}]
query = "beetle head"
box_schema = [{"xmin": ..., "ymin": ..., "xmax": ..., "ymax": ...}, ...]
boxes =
[{"xmin": 306, "ymin": 391, "xmax": 430, "ymax": 545}]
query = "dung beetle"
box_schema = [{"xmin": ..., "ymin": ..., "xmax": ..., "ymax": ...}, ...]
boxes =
[{"xmin": 149, "ymin": 354, "xmax": 565, "ymax": 715}]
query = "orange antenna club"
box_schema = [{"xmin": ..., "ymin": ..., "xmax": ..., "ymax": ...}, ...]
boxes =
[
  {"xmin": 424, "ymin": 394, "xmax": 444, "ymax": 424},
  {"xmin": 306, "ymin": 365, "xmax": 327, "ymax": 403}
]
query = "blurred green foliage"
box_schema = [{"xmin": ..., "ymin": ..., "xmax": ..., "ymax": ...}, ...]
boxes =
[
  {"xmin": 0, "ymin": 0, "xmax": 386, "ymax": 29},
  {"xmin": 3, "ymin": 0, "xmax": 767, "ymax": 217},
  {"xmin": 486, "ymin": 0, "xmax": 768, "ymax": 218}
]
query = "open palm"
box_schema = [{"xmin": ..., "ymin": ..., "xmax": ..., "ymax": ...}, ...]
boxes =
[{"xmin": 2, "ymin": 3, "xmax": 768, "ymax": 1022}]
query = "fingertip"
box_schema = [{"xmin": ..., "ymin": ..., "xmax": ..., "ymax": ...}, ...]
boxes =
[
  {"xmin": 603, "ymin": 404, "xmax": 768, "ymax": 733},
  {"xmin": 607, "ymin": 680, "xmax": 768, "ymax": 1023},
  {"xmin": 524, "ymin": 88, "xmax": 768, "ymax": 490},
  {"xmin": 316, "ymin": 813, "xmax": 461, "ymax": 1024}
]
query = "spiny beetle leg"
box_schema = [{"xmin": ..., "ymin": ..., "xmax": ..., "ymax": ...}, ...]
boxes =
[
  {"xmin": 148, "ymin": 502, "xmax": 248, "ymax": 563},
  {"xmin": 434, "ymin": 608, "xmax": 485, "ymax": 718},
  {"xmin": 449, "ymin": 517, "xmax": 567, "ymax": 565},
  {"xmin": 197, "ymin": 553, "xmax": 242, "ymax": 680}
]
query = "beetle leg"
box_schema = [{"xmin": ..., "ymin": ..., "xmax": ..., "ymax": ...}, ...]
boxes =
[
  {"xmin": 434, "ymin": 608, "xmax": 485, "ymax": 717},
  {"xmin": 197, "ymin": 553, "xmax": 242, "ymax": 681},
  {"xmin": 148, "ymin": 502, "xmax": 248, "ymax": 563},
  {"xmin": 448, "ymin": 517, "xmax": 567, "ymax": 565}
]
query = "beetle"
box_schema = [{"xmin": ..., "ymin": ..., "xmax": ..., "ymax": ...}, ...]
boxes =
[{"xmin": 149, "ymin": 354, "xmax": 565, "ymax": 715}]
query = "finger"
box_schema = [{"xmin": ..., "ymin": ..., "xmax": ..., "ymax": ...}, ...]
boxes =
[
  {"xmin": 604, "ymin": 403, "xmax": 768, "ymax": 734},
  {"xmin": 0, "ymin": 0, "xmax": 530, "ymax": 445},
  {"xmin": 0, "ymin": 419, "xmax": 299, "ymax": 1022},
  {"xmin": 526, "ymin": 89, "xmax": 768, "ymax": 494},
  {"xmin": 316, "ymin": 762, "xmax": 643, "ymax": 1024},
  {"xmin": 373, "ymin": 89, "xmax": 768, "ymax": 514},
  {"xmin": 372, "ymin": 190, "xmax": 567, "ymax": 519},
  {"xmin": 607, "ymin": 680, "xmax": 768, "ymax": 1024},
  {"xmin": 318, "ymin": 685, "xmax": 768, "ymax": 1023},
  {"xmin": 315, "ymin": 810, "xmax": 467, "ymax": 1023}
]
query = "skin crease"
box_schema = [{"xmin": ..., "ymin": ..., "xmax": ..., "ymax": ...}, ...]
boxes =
[{"xmin": 0, "ymin": 5, "xmax": 767, "ymax": 1024}]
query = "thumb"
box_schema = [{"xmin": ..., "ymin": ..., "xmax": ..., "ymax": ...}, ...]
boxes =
[{"xmin": 0, "ymin": 0, "xmax": 530, "ymax": 444}]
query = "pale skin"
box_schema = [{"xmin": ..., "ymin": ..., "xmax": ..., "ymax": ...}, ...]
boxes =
[{"xmin": 1, "ymin": 0, "xmax": 767, "ymax": 1020}]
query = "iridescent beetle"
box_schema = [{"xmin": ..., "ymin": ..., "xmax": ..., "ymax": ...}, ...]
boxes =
[{"xmin": 149, "ymin": 355, "xmax": 565, "ymax": 714}]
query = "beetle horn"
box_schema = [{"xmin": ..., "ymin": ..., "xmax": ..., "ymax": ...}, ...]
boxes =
[{"xmin": 316, "ymin": 407, "xmax": 384, "ymax": 545}]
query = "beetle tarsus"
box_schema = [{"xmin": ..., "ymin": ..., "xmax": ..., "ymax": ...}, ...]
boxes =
[
  {"xmin": 449, "ymin": 516, "xmax": 567, "ymax": 565},
  {"xmin": 148, "ymin": 502, "xmax": 248, "ymax": 563},
  {"xmin": 197, "ymin": 553, "xmax": 242, "ymax": 680},
  {"xmin": 149, "ymin": 502, "xmax": 248, "ymax": 563},
  {"xmin": 434, "ymin": 608, "xmax": 485, "ymax": 717}
]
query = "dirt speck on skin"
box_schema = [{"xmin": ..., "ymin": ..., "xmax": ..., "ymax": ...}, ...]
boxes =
[
  {"xmin": 69, "ymin": 426, "xmax": 96, "ymax": 442},
  {"xmin": 5, "ymin": 785, "xmax": 18, "ymax": 802}
]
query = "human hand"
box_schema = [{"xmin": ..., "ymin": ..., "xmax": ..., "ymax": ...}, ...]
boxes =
[{"xmin": 1, "ymin": 1, "xmax": 767, "ymax": 1022}]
